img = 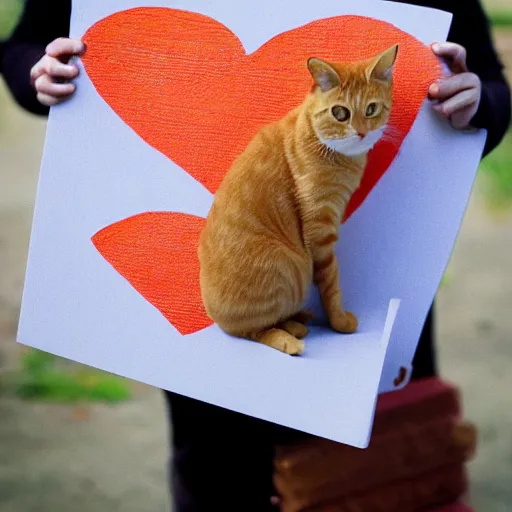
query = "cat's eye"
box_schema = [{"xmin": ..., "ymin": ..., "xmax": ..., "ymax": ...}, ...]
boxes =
[
  {"xmin": 331, "ymin": 105, "xmax": 351, "ymax": 122},
  {"xmin": 365, "ymin": 102, "xmax": 379, "ymax": 117}
]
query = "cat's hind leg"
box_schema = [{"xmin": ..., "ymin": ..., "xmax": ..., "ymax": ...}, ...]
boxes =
[
  {"xmin": 290, "ymin": 310, "xmax": 314, "ymax": 325},
  {"xmin": 278, "ymin": 310, "xmax": 313, "ymax": 338},
  {"xmin": 278, "ymin": 320, "xmax": 309, "ymax": 339},
  {"xmin": 253, "ymin": 328, "xmax": 305, "ymax": 356}
]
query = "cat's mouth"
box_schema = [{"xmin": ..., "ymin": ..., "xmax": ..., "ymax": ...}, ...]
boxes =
[{"xmin": 321, "ymin": 128, "xmax": 385, "ymax": 157}]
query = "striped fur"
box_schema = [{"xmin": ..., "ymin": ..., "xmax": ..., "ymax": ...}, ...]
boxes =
[{"xmin": 198, "ymin": 46, "xmax": 398, "ymax": 355}]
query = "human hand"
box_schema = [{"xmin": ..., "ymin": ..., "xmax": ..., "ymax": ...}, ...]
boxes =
[
  {"xmin": 30, "ymin": 38, "xmax": 85, "ymax": 107},
  {"xmin": 429, "ymin": 42, "xmax": 482, "ymax": 130}
]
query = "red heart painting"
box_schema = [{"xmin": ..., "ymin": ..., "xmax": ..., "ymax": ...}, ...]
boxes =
[{"xmin": 84, "ymin": 8, "xmax": 441, "ymax": 335}]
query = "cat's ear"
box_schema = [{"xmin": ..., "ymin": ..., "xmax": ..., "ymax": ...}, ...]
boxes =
[
  {"xmin": 308, "ymin": 58, "xmax": 341, "ymax": 92},
  {"xmin": 367, "ymin": 44, "xmax": 399, "ymax": 82}
]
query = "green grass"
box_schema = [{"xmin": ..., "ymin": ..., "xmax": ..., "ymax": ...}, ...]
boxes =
[
  {"xmin": 0, "ymin": 0, "xmax": 23, "ymax": 41},
  {"xmin": 489, "ymin": 10, "xmax": 512, "ymax": 27},
  {"xmin": 478, "ymin": 131, "xmax": 512, "ymax": 211},
  {"xmin": 14, "ymin": 349, "xmax": 132, "ymax": 403},
  {"xmin": 440, "ymin": 271, "xmax": 453, "ymax": 288}
]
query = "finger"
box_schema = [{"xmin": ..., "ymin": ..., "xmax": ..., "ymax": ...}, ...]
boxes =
[
  {"xmin": 429, "ymin": 73, "xmax": 480, "ymax": 101},
  {"xmin": 30, "ymin": 59, "xmax": 46, "ymax": 86},
  {"xmin": 450, "ymin": 105, "xmax": 478, "ymax": 130},
  {"xmin": 46, "ymin": 38, "xmax": 85, "ymax": 61},
  {"xmin": 35, "ymin": 74, "xmax": 76, "ymax": 97},
  {"xmin": 36, "ymin": 92, "xmax": 62, "ymax": 107},
  {"xmin": 40, "ymin": 56, "xmax": 79, "ymax": 80},
  {"xmin": 433, "ymin": 89, "xmax": 478, "ymax": 117},
  {"xmin": 431, "ymin": 42, "xmax": 468, "ymax": 74}
]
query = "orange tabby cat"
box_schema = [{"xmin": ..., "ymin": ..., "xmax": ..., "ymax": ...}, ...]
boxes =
[{"xmin": 198, "ymin": 45, "xmax": 398, "ymax": 355}]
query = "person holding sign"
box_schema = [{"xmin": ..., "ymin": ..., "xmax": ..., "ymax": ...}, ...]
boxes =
[{"xmin": 1, "ymin": 0, "xmax": 510, "ymax": 511}]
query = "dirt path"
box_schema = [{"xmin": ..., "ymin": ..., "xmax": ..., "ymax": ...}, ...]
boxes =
[
  {"xmin": 484, "ymin": 0, "xmax": 512, "ymax": 11},
  {"xmin": 437, "ymin": 195, "xmax": 512, "ymax": 511},
  {"xmin": 0, "ymin": 393, "xmax": 169, "ymax": 512}
]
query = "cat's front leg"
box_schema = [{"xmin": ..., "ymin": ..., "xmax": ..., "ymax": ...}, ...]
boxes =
[{"xmin": 312, "ymin": 237, "xmax": 358, "ymax": 334}]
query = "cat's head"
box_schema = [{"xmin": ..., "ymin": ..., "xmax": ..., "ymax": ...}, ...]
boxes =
[{"xmin": 307, "ymin": 45, "xmax": 398, "ymax": 157}]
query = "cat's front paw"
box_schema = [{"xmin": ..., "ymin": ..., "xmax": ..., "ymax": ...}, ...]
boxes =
[
  {"xmin": 284, "ymin": 338, "xmax": 306, "ymax": 356},
  {"xmin": 330, "ymin": 311, "xmax": 358, "ymax": 334}
]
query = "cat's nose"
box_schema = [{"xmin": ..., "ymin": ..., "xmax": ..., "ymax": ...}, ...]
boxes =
[{"xmin": 357, "ymin": 132, "xmax": 366, "ymax": 139}]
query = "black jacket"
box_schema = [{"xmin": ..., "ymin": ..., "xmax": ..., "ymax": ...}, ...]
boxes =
[{"xmin": 1, "ymin": 0, "xmax": 510, "ymax": 379}]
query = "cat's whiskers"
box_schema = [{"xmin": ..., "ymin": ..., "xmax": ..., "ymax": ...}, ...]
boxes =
[
  {"xmin": 303, "ymin": 137, "xmax": 334, "ymax": 160},
  {"xmin": 318, "ymin": 142, "xmax": 338, "ymax": 163}
]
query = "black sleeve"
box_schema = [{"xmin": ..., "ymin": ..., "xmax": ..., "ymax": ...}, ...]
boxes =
[
  {"xmin": 441, "ymin": 0, "xmax": 510, "ymax": 156},
  {"xmin": 389, "ymin": 0, "xmax": 510, "ymax": 156},
  {"xmin": 0, "ymin": 0, "xmax": 72, "ymax": 116}
]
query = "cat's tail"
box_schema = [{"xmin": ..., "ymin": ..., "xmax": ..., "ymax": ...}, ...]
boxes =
[{"xmin": 92, "ymin": 211, "xmax": 213, "ymax": 335}]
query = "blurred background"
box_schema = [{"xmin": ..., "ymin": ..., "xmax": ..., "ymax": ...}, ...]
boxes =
[{"xmin": 1, "ymin": 1, "xmax": 511, "ymax": 511}]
